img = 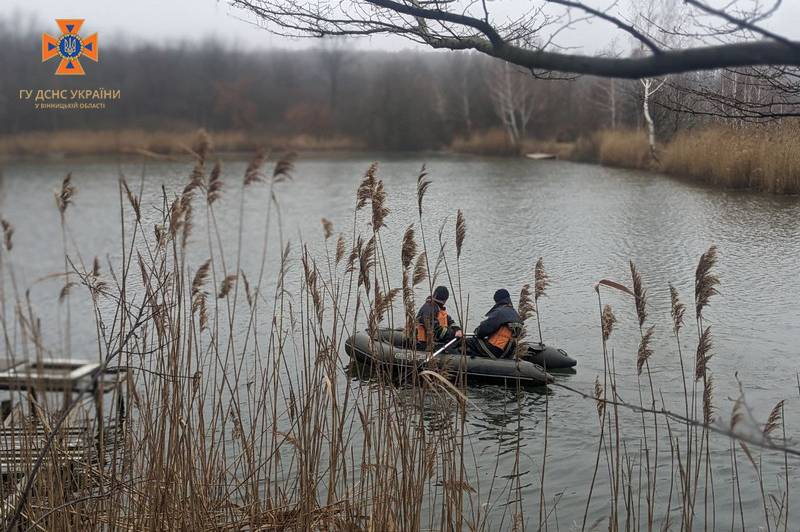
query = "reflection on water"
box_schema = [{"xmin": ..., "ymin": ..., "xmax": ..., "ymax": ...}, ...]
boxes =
[{"xmin": 2, "ymin": 153, "xmax": 799, "ymax": 527}]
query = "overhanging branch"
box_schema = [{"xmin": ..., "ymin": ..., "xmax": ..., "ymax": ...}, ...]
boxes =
[{"xmin": 232, "ymin": 0, "xmax": 800, "ymax": 79}]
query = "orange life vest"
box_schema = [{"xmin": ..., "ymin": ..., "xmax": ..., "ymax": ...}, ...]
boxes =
[
  {"xmin": 417, "ymin": 308, "xmax": 449, "ymax": 342},
  {"xmin": 487, "ymin": 325, "xmax": 514, "ymax": 350}
]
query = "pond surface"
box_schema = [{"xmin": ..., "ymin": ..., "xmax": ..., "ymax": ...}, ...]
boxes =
[{"xmin": 2, "ymin": 153, "xmax": 799, "ymax": 528}]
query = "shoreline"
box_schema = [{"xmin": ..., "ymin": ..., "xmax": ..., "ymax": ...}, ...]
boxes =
[{"xmin": 2, "ymin": 126, "xmax": 799, "ymax": 195}]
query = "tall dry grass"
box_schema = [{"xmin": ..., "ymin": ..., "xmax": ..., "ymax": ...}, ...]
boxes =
[
  {"xmin": 0, "ymin": 129, "xmax": 363, "ymax": 158},
  {"xmin": 595, "ymin": 129, "xmax": 652, "ymax": 170},
  {"xmin": 449, "ymin": 129, "xmax": 521, "ymax": 156},
  {"xmin": 661, "ymin": 125, "xmax": 800, "ymax": 193},
  {"xmin": 454, "ymin": 123, "xmax": 800, "ymax": 195},
  {"xmin": 574, "ymin": 124, "xmax": 800, "ymax": 194},
  {"xmin": 450, "ymin": 129, "xmax": 576, "ymax": 158},
  {"xmin": 0, "ymin": 131, "xmax": 797, "ymax": 530}
]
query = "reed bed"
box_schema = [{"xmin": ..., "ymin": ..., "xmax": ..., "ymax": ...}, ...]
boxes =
[
  {"xmin": 569, "ymin": 125, "xmax": 800, "ymax": 194},
  {"xmin": 594, "ymin": 130, "xmax": 653, "ymax": 170},
  {"xmin": 450, "ymin": 129, "xmax": 577, "ymax": 159},
  {"xmin": 449, "ymin": 129, "xmax": 522, "ymax": 156},
  {"xmin": 0, "ymin": 129, "xmax": 362, "ymax": 158},
  {"xmin": 661, "ymin": 125, "xmax": 800, "ymax": 193},
  {"xmin": 0, "ymin": 131, "xmax": 797, "ymax": 530}
]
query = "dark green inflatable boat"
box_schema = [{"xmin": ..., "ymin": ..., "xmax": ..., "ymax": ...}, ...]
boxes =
[{"xmin": 344, "ymin": 328, "xmax": 576, "ymax": 386}]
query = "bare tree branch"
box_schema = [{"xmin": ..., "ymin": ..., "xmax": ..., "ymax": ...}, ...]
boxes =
[
  {"xmin": 546, "ymin": 0, "xmax": 663, "ymax": 54},
  {"xmin": 231, "ymin": 0, "xmax": 800, "ymax": 79}
]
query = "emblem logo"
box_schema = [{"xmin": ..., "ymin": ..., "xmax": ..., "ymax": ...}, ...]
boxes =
[{"xmin": 42, "ymin": 19, "xmax": 99, "ymax": 76}]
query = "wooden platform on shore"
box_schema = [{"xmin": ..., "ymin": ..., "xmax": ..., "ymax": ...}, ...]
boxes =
[
  {"xmin": 525, "ymin": 153, "xmax": 558, "ymax": 160},
  {"xmin": 0, "ymin": 359, "xmax": 100, "ymax": 392}
]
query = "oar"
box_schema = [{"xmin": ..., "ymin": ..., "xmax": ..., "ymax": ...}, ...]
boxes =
[{"xmin": 424, "ymin": 336, "xmax": 459, "ymax": 365}]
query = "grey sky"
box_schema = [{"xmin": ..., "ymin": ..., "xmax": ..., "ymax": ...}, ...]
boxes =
[{"xmin": 6, "ymin": 0, "xmax": 800, "ymax": 53}]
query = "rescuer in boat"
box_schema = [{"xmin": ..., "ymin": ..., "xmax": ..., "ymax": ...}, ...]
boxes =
[
  {"xmin": 470, "ymin": 289, "xmax": 524, "ymax": 359},
  {"xmin": 416, "ymin": 285, "xmax": 462, "ymax": 349}
]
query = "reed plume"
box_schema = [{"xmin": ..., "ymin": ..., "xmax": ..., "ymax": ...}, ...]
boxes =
[
  {"xmin": 185, "ymin": 162, "xmax": 205, "ymax": 195},
  {"xmin": 533, "ymin": 258, "xmax": 549, "ymax": 342},
  {"xmin": 401, "ymin": 225, "xmax": 417, "ymax": 270},
  {"xmin": 601, "ymin": 304, "xmax": 616, "ymax": 342},
  {"xmin": 272, "ymin": 152, "xmax": 296, "ymax": 183},
  {"xmin": 594, "ymin": 377, "xmax": 605, "ymax": 418},
  {"xmin": 356, "ymin": 163, "xmax": 378, "ymax": 211},
  {"xmin": 669, "ymin": 283, "xmax": 685, "ymax": 333},
  {"xmin": 302, "ymin": 249, "xmax": 324, "ymax": 322},
  {"xmin": 169, "ymin": 197, "xmax": 185, "ymax": 238},
  {"xmin": 191, "ymin": 259, "xmax": 211, "ymax": 307},
  {"xmin": 321, "ymin": 218, "xmax": 333, "ymax": 240},
  {"xmin": 358, "ymin": 236, "xmax": 375, "ymax": 291},
  {"xmin": 353, "ymin": 163, "xmax": 389, "ymax": 229},
  {"xmin": 371, "ymin": 179, "xmax": 389, "ymax": 230},
  {"xmin": 1, "ymin": 218, "xmax": 13, "ymax": 251},
  {"xmin": 370, "ymin": 287, "xmax": 401, "ymax": 327},
  {"xmin": 695, "ymin": 245, "xmax": 719, "ymax": 319},
  {"xmin": 534, "ymin": 257, "xmax": 549, "ymax": 301},
  {"xmin": 763, "ymin": 400, "xmax": 785, "ymax": 439},
  {"xmin": 412, "ymin": 252, "xmax": 428, "ymax": 287},
  {"xmin": 518, "ymin": 284, "xmax": 535, "ymax": 322},
  {"xmin": 122, "ymin": 179, "xmax": 142, "ymax": 222},
  {"xmin": 193, "ymin": 128, "xmax": 212, "ymax": 163},
  {"xmin": 695, "ymin": 326, "xmax": 713, "ymax": 380},
  {"xmin": 335, "ymin": 235, "xmax": 346, "ymax": 265},
  {"xmin": 181, "ymin": 194, "xmax": 193, "ymax": 250},
  {"xmin": 629, "ymin": 261, "xmax": 648, "ymax": 327},
  {"xmin": 59, "ymin": 282, "xmax": 77, "ymax": 303},
  {"xmin": 455, "ymin": 210, "xmax": 466, "ymax": 259},
  {"xmin": 346, "ymin": 236, "xmax": 362, "ymax": 274},
  {"xmin": 207, "ymin": 161, "xmax": 223, "ymax": 204},
  {"xmin": 402, "ymin": 270, "xmax": 416, "ymax": 336},
  {"xmin": 702, "ymin": 373, "xmax": 714, "ymax": 423},
  {"xmin": 218, "ymin": 274, "xmax": 238, "ymax": 299},
  {"xmin": 636, "ymin": 325, "xmax": 655, "ymax": 375},
  {"xmin": 55, "ymin": 172, "xmax": 76, "ymax": 214},
  {"xmin": 244, "ymin": 148, "xmax": 268, "ymax": 186},
  {"xmin": 416, "ymin": 164, "xmax": 431, "ymax": 217}
]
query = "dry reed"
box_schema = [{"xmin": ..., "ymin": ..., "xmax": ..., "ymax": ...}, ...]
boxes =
[{"xmin": 0, "ymin": 137, "xmax": 796, "ymax": 532}]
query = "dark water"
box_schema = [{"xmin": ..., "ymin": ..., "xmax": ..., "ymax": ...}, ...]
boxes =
[{"xmin": 2, "ymin": 153, "xmax": 799, "ymax": 528}]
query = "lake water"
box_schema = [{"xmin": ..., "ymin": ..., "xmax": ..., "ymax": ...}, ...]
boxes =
[{"xmin": 2, "ymin": 153, "xmax": 799, "ymax": 529}]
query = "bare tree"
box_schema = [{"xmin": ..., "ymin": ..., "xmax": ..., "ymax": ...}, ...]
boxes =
[
  {"xmin": 588, "ymin": 43, "xmax": 625, "ymax": 129},
  {"xmin": 641, "ymin": 77, "xmax": 666, "ymax": 158},
  {"xmin": 662, "ymin": 66, "xmax": 800, "ymax": 121},
  {"xmin": 318, "ymin": 36, "xmax": 352, "ymax": 129},
  {"xmin": 230, "ymin": 0, "xmax": 800, "ymax": 79},
  {"xmin": 487, "ymin": 61, "xmax": 536, "ymax": 147},
  {"xmin": 630, "ymin": 0, "xmax": 680, "ymax": 158}
]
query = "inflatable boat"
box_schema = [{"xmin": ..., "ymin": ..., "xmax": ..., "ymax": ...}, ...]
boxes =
[{"xmin": 345, "ymin": 329, "xmax": 575, "ymax": 386}]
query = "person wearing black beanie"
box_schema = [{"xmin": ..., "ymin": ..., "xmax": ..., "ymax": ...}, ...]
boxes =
[
  {"xmin": 415, "ymin": 285, "xmax": 462, "ymax": 348},
  {"xmin": 470, "ymin": 288, "xmax": 524, "ymax": 359}
]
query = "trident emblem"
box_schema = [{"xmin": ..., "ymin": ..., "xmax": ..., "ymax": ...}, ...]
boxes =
[{"xmin": 42, "ymin": 19, "xmax": 99, "ymax": 76}]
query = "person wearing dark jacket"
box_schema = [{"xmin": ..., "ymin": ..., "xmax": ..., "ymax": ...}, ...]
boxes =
[
  {"xmin": 472, "ymin": 289, "xmax": 524, "ymax": 358},
  {"xmin": 416, "ymin": 285, "xmax": 462, "ymax": 349}
]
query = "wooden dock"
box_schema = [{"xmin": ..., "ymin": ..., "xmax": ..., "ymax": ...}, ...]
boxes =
[{"xmin": 525, "ymin": 152, "xmax": 558, "ymax": 160}]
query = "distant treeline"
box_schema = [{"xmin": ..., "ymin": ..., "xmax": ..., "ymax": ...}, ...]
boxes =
[
  {"xmin": 0, "ymin": 27, "xmax": 637, "ymax": 149},
  {"xmin": 2, "ymin": 19, "xmax": 798, "ymax": 151}
]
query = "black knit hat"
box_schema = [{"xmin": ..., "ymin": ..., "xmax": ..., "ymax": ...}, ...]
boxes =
[
  {"xmin": 433, "ymin": 285, "xmax": 449, "ymax": 303},
  {"xmin": 493, "ymin": 288, "xmax": 511, "ymax": 303}
]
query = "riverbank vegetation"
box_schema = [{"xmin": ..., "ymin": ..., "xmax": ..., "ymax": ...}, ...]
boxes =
[
  {"xmin": 4, "ymin": 14, "xmax": 800, "ymax": 192},
  {"xmin": 0, "ymin": 133, "xmax": 796, "ymax": 529},
  {"xmin": 556, "ymin": 125, "xmax": 800, "ymax": 194},
  {"xmin": 0, "ymin": 129, "xmax": 362, "ymax": 158}
]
